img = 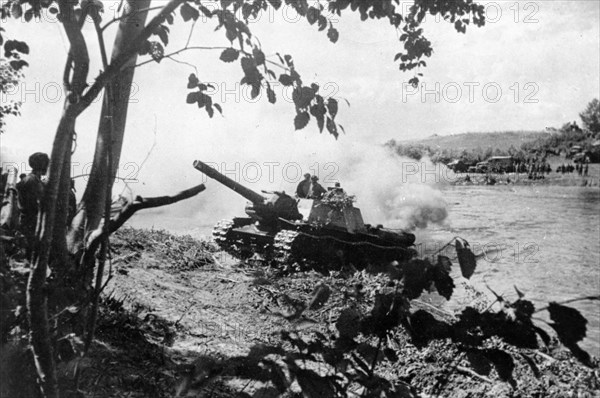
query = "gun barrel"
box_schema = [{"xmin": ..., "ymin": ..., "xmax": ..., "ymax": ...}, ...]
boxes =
[{"xmin": 193, "ymin": 160, "xmax": 265, "ymax": 204}]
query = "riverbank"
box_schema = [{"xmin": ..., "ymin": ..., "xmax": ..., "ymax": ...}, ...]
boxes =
[
  {"xmin": 3, "ymin": 227, "xmax": 597, "ymax": 397},
  {"xmin": 450, "ymin": 172, "xmax": 600, "ymax": 187}
]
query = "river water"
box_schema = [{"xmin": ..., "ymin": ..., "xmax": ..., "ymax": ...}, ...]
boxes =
[
  {"xmin": 128, "ymin": 185, "xmax": 600, "ymax": 356},
  {"xmin": 422, "ymin": 185, "xmax": 600, "ymax": 356}
]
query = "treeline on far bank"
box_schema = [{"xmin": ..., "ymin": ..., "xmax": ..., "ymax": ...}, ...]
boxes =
[{"xmin": 386, "ymin": 124, "xmax": 600, "ymax": 166}]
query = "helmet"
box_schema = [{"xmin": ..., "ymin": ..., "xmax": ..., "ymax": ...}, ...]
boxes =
[{"xmin": 29, "ymin": 152, "xmax": 49, "ymax": 172}]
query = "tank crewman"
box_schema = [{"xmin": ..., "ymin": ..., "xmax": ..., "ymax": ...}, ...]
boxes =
[
  {"xmin": 17, "ymin": 152, "xmax": 49, "ymax": 257},
  {"xmin": 308, "ymin": 175, "xmax": 326, "ymax": 199},
  {"xmin": 296, "ymin": 173, "xmax": 311, "ymax": 198}
]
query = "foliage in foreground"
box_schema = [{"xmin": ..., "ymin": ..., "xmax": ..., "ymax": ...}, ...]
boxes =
[{"xmin": 175, "ymin": 240, "xmax": 598, "ymax": 397}]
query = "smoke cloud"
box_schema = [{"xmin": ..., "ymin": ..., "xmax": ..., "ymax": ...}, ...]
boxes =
[{"xmin": 118, "ymin": 132, "xmax": 448, "ymax": 235}]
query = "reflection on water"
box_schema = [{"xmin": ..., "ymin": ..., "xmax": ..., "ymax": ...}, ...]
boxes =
[
  {"xmin": 422, "ymin": 185, "xmax": 600, "ymax": 356},
  {"xmin": 128, "ymin": 185, "xmax": 600, "ymax": 356}
]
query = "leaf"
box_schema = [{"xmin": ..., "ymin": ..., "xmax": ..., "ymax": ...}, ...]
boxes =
[
  {"xmin": 294, "ymin": 111, "xmax": 310, "ymax": 130},
  {"xmin": 294, "ymin": 369, "xmax": 335, "ymax": 398},
  {"xmin": 292, "ymin": 86, "xmax": 315, "ymax": 109},
  {"xmin": 252, "ymin": 48, "xmax": 265, "ymax": 65},
  {"xmin": 279, "ymin": 74, "xmax": 294, "ymax": 87},
  {"xmin": 514, "ymin": 285, "xmax": 525, "ymax": 299},
  {"xmin": 221, "ymin": 0, "xmax": 234, "ymax": 9},
  {"xmin": 206, "ymin": 104, "xmax": 214, "ymax": 118},
  {"xmin": 180, "ymin": 2, "xmax": 199, "ymax": 21},
  {"xmin": 318, "ymin": 15, "xmax": 327, "ymax": 31},
  {"xmin": 267, "ymin": 87, "xmax": 276, "ymax": 104},
  {"xmin": 455, "ymin": 238, "xmax": 477, "ymax": 279},
  {"xmin": 336, "ymin": 308, "xmax": 361, "ymax": 339},
  {"xmin": 327, "ymin": 26, "xmax": 339, "ymax": 43},
  {"xmin": 214, "ymin": 103, "xmax": 223, "ymax": 115},
  {"xmin": 186, "ymin": 92, "xmax": 199, "ymax": 104},
  {"xmin": 356, "ymin": 343, "xmax": 381, "ymax": 366},
  {"xmin": 533, "ymin": 325, "xmax": 551, "ymax": 346},
  {"xmin": 326, "ymin": 117, "xmax": 338, "ymax": 138},
  {"xmin": 327, "ymin": 98, "xmax": 338, "ymax": 119},
  {"xmin": 394, "ymin": 53, "xmax": 402, "ymax": 62},
  {"xmin": 149, "ymin": 41, "xmax": 164, "ymax": 62},
  {"xmin": 437, "ymin": 255, "xmax": 452, "ymax": 273},
  {"xmin": 466, "ymin": 350, "xmax": 492, "ymax": 376},
  {"xmin": 307, "ymin": 7, "xmax": 319, "ymax": 25},
  {"xmin": 155, "ymin": 25, "xmax": 169, "ymax": 46},
  {"xmin": 310, "ymin": 104, "xmax": 325, "ymax": 133},
  {"xmin": 187, "ymin": 73, "xmax": 199, "ymax": 89},
  {"xmin": 11, "ymin": 3, "xmax": 22, "ymax": 19},
  {"xmin": 407, "ymin": 310, "xmax": 452, "ymax": 347},
  {"xmin": 548, "ymin": 302, "xmax": 587, "ymax": 345},
  {"xmin": 383, "ymin": 347, "xmax": 398, "ymax": 363},
  {"xmin": 483, "ymin": 349, "xmax": 515, "ymax": 382},
  {"xmin": 520, "ymin": 353, "xmax": 541, "ymax": 378},
  {"xmin": 251, "ymin": 387, "xmax": 279, "ymax": 398},
  {"xmin": 307, "ymin": 284, "xmax": 331, "ymax": 311},
  {"xmin": 9, "ymin": 60, "xmax": 28, "ymax": 70},
  {"xmin": 199, "ymin": 5, "xmax": 213, "ymax": 17},
  {"xmin": 220, "ymin": 48, "xmax": 239, "ymax": 63},
  {"xmin": 24, "ymin": 9, "xmax": 33, "ymax": 22},
  {"xmin": 432, "ymin": 264, "xmax": 454, "ymax": 300},
  {"xmin": 267, "ymin": 0, "xmax": 282, "ymax": 10}
]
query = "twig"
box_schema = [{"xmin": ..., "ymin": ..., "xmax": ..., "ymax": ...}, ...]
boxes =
[
  {"xmin": 413, "ymin": 299, "xmax": 457, "ymax": 321},
  {"xmin": 535, "ymin": 295, "xmax": 600, "ymax": 313},
  {"xmin": 211, "ymin": 253, "xmax": 226, "ymax": 268},
  {"xmin": 532, "ymin": 350, "xmax": 556, "ymax": 363},
  {"xmin": 134, "ymin": 46, "xmax": 231, "ymax": 68},
  {"xmin": 101, "ymin": 5, "xmax": 164, "ymax": 31},
  {"xmin": 455, "ymin": 366, "xmax": 493, "ymax": 383},
  {"xmin": 175, "ymin": 302, "xmax": 195, "ymax": 327}
]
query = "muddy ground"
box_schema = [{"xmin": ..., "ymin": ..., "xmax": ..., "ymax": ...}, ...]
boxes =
[{"xmin": 5, "ymin": 227, "xmax": 598, "ymax": 398}]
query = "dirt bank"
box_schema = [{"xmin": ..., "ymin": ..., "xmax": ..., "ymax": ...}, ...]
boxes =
[{"xmin": 7, "ymin": 228, "xmax": 596, "ymax": 397}]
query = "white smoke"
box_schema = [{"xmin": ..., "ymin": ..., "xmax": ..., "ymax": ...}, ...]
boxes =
[{"xmin": 115, "ymin": 129, "xmax": 449, "ymax": 235}]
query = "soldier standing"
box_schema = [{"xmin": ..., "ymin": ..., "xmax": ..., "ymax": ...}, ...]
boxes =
[
  {"xmin": 308, "ymin": 175, "xmax": 326, "ymax": 199},
  {"xmin": 17, "ymin": 152, "xmax": 49, "ymax": 258},
  {"xmin": 296, "ymin": 173, "xmax": 311, "ymax": 198}
]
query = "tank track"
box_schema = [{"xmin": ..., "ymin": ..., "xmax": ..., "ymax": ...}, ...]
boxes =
[
  {"xmin": 212, "ymin": 219, "xmax": 248, "ymax": 259},
  {"xmin": 272, "ymin": 229, "xmax": 344, "ymax": 271},
  {"xmin": 272, "ymin": 229, "xmax": 416, "ymax": 271},
  {"xmin": 272, "ymin": 229, "xmax": 300, "ymax": 265}
]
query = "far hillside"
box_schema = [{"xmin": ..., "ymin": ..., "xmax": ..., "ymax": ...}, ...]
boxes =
[
  {"xmin": 387, "ymin": 99, "xmax": 600, "ymax": 165},
  {"xmin": 396, "ymin": 131, "xmax": 549, "ymax": 152}
]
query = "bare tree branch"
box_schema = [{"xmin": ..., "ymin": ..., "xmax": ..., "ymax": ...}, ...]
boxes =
[{"xmin": 85, "ymin": 183, "xmax": 206, "ymax": 254}]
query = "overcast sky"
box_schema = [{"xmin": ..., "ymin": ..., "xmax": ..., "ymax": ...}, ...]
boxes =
[{"xmin": 1, "ymin": 0, "xmax": 599, "ymax": 198}]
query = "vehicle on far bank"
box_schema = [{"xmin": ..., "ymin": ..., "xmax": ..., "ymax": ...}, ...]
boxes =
[
  {"xmin": 446, "ymin": 159, "xmax": 470, "ymax": 173},
  {"xmin": 475, "ymin": 161, "xmax": 490, "ymax": 173},
  {"xmin": 487, "ymin": 156, "xmax": 514, "ymax": 172}
]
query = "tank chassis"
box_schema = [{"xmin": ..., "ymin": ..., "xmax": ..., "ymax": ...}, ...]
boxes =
[{"xmin": 193, "ymin": 160, "xmax": 417, "ymax": 269}]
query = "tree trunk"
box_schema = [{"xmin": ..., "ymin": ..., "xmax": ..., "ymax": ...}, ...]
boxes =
[
  {"xmin": 29, "ymin": 107, "xmax": 78, "ymax": 398},
  {"xmin": 67, "ymin": 0, "xmax": 151, "ymax": 256}
]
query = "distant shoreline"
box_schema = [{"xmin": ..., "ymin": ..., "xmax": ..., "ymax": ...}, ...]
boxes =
[{"xmin": 449, "ymin": 172, "xmax": 600, "ymax": 187}]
